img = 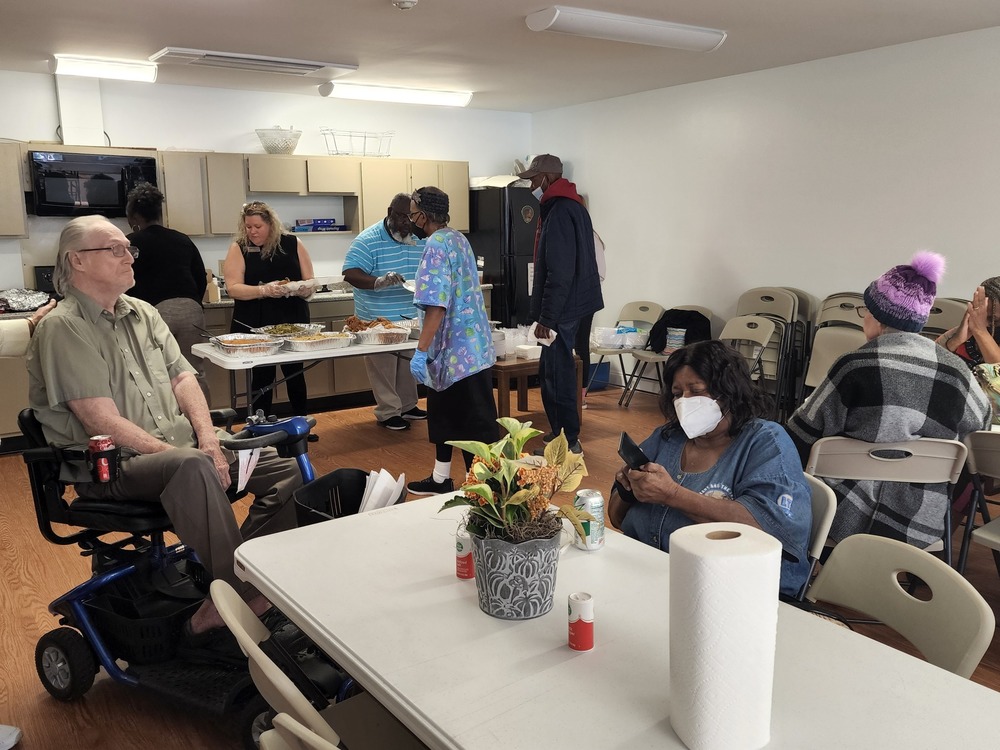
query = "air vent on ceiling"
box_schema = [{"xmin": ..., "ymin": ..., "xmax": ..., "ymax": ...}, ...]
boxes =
[{"xmin": 149, "ymin": 47, "xmax": 357, "ymax": 79}]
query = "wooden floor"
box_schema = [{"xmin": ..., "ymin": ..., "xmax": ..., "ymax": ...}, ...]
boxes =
[{"xmin": 2, "ymin": 386, "xmax": 1000, "ymax": 748}]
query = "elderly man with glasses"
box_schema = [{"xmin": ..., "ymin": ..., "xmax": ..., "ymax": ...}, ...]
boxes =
[{"xmin": 27, "ymin": 215, "xmax": 302, "ymax": 648}]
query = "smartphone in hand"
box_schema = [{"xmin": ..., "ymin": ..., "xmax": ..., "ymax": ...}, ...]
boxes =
[{"xmin": 618, "ymin": 431, "xmax": 651, "ymax": 470}]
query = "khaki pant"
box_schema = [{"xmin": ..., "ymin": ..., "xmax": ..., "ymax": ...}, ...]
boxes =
[
  {"xmin": 76, "ymin": 447, "xmax": 301, "ymax": 598},
  {"xmin": 365, "ymin": 352, "xmax": 418, "ymax": 422}
]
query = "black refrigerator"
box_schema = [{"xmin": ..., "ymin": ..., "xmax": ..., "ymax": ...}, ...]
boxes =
[{"xmin": 465, "ymin": 186, "xmax": 540, "ymax": 327}]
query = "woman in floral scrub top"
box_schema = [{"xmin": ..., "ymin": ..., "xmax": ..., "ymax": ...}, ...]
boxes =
[{"xmin": 406, "ymin": 186, "xmax": 498, "ymax": 496}]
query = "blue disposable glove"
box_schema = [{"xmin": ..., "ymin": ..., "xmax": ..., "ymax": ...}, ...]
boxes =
[{"xmin": 410, "ymin": 349, "xmax": 431, "ymax": 387}]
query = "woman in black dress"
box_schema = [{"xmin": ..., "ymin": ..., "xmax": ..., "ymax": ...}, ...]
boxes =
[{"xmin": 224, "ymin": 200, "xmax": 316, "ymax": 422}]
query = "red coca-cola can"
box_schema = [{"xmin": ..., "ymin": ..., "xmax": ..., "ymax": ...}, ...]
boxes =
[
  {"xmin": 568, "ymin": 592, "xmax": 594, "ymax": 651},
  {"xmin": 456, "ymin": 528, "xmax": 475, "ymax": 579},
  {"xmin": 88, "ymin": 435, "xmax": 115, "ymax": 483}
]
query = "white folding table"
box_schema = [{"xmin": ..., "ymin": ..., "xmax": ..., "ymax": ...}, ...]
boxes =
[
  {"xmin": 190, "ymin": 340, "xmax": 417, "ymax": 411},
  {"xmin": 234, "ymin": 496, "xmax": 1000, "ymax": 749}
]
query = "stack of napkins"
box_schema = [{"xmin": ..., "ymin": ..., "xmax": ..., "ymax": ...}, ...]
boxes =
[{"xmin": 358, "ymin": 468, "xmax": 406, "ymax": 513}]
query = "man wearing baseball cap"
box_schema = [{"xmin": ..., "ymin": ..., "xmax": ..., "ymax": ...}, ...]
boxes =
[{"xmin": 518, "ymin": 154, "xmax": 603, "ymax": 454}]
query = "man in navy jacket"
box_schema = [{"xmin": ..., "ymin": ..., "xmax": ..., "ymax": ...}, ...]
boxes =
[{"xmin": 520, "ymin": 154, "xmax": 604, "ymax": 453}]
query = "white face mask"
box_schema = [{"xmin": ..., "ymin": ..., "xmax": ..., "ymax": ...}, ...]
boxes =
[
  {"xmin": 674, "ymin": 396, "xmax": 724, "ymax": 439},
  {"xmin": 531, "ymin": 186, "xmax": 544, "ymax": 201}
]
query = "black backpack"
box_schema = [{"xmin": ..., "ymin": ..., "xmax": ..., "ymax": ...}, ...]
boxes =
[{"xmin": 648, "ymin": 309, "xmax": 712, "ymax": 354}]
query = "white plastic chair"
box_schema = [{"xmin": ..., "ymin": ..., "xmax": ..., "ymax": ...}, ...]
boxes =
[
  {"xmin": 806, "ymin": 533, "xmax": 994, "ymax": 679},
  {"xmin": 265, "ymin": 712, "xmax": 340, "ymax": 750},
  {"xmin": 958, "ymin": 430, "xmax": 1000, "ymax": 576},
  {"xmin": 619, "ymin": 304, "xmax": 713, "ymax": 407},
  {"xmin": 802, "ymin": 325, "xmax": 867, "ymax": 392},
  {"xmin": 797, "ymin": 475, "xmax": 838, "ymax": 600},
  {"xmin": 588, "ymin": 301, "xmax": 664, "ymax": 393},
  {"xmin": 210, "ymin": 581, "xmax": 344, "ymax": 747},
  {"xmin": 804, "ymin": 436, "xmax": 967, "ymax": 566},
  {"xmin": 719, "ymin": 315, "xmax": 776, "ymax": 383},
  {"xmin": 923, "ymin": 297, "xmax": 969, "ymax": 337}
]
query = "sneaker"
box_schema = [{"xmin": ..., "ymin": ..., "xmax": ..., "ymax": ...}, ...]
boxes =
[
  {"xmin": 378, "ymin": 416, "xmax": 409, "ymax": 431},
  {"xmin": 407, "ymin": 475, "xmax": 455, "ymax": 496},
  {"xmin": 541, "ymin": 433, "xmax": 558, "ymax": 443},
  {"xmin": 534, "ymin": 439, "xmax": 583, "ymax": 456},
  {"xmin": 401, "ymin": 406, "xmax": 427, "ymax": 420},
  {"xmin": 0, "ymin": 725, "xmax": 22, "ymax": 750}
]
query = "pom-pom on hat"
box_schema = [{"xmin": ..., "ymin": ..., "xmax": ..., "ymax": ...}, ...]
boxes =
[{"xmin": 863, "ymin": 251, "xmax": 946, "ymax": 333}]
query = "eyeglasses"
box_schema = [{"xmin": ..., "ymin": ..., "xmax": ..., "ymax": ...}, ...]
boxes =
[
  {"xmin": 855, "ymin": 305, "xmax": 868, "ymax": 319},
  {"xmin": 77, "ymin": 244, "xmax": 139, "ymax": 259},
  {"xmin": 242, "ymin": 201, "xmax": 268, "ymax": 214},
  {"xmin": 407, "ymin": 210, "xmax": 423, "ymax": 221}
]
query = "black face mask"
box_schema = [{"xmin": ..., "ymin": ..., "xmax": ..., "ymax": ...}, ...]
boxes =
[{"xmin": 411, "ymin": 222, "xmax": 428, "ymax": 240}]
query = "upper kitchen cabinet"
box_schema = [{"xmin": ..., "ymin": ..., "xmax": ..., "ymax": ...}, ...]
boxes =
[
  {"xmin": 359, "ymin": 159, "xmax": 409, "ymax": 229},
  {"xmin": 0, "ymin": 143, "xmax": 28, "ymax": 237},
  {"xmin": 206, "ymin": 153, "xmax": 247, "ymax": 234},
  {"xmin": 247, "ymin": 155, "xmax": 307, "ymax": 194},
  {"xmin": 159, "ymin": 151, "xmax": 207, "ymax": 236},
  {"xmin": 359, "ymin": 158, "xmax": 470, "ymax": 231},
  {"xmin": 307, "ymin": 157, "xmax": 361, "ymax": 195}
]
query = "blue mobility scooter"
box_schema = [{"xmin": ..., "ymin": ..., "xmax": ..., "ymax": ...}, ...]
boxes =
[{"xmin": 20, "ymin": 409, "xmax": 349, "ymax": 749}]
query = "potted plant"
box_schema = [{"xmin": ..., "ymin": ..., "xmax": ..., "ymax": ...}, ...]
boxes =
[{"xmin": 441, "ymin": 418, "xmax": 595, "ymax": 620}]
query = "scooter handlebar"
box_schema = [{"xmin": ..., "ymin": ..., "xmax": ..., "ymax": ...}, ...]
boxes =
[{"xmin": 220, "ymin": 416, "xmax": 317, "ymax": 450}]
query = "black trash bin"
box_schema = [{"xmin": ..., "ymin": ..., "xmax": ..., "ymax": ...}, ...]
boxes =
[{"xmin": 293, "ymin": 468, "xmax": 406, "ymax": 526}]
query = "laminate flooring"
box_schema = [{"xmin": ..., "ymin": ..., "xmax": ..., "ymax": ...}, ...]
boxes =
[{"xmin": 1, "ymin": 386, "xmax": 999, "ymax": 749}]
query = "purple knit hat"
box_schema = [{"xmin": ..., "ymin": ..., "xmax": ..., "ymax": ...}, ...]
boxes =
[{"xmin": 863, "ymin": 251, "xmax": 946, "ymax": 332}]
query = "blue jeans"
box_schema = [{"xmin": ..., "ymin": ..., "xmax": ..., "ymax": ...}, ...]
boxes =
[{"xmin": 539, "ymin": 318, "xmax": 581, "ymax": 443}]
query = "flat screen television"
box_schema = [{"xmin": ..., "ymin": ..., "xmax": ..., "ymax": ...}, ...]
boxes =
[{"xmin": 27, "ymin": 150, "xmax": 158, "ymax": 218}]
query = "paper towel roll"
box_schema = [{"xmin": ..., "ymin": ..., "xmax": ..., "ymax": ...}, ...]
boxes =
[{"xmin": 668, "ymin": 522, "xmax": 781, "ymax": 750}]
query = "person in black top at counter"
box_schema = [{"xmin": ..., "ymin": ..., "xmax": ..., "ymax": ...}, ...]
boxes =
[
  {"xmin": 224, "ymin": 201, "xmax": 317, "ymax": 434},
  {"xmin": 126, "ymin": 183, "xmax": 210, "ymax": 398}
]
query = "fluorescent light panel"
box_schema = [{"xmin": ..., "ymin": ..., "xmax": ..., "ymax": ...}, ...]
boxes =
[
  {"xmin": 526, "ymin": 6, "xmax": 726, "ymax": 53},
  {"xmin": 52, "ymin": 54, "xmax": 157, "ymax": 83},
  {"xmin": 150, "ymin": 47, "xmax": 357, "ymax": 79},
  {"xmin": 319, "ymin": 82, "xmax": 472, "ymax": 107}
]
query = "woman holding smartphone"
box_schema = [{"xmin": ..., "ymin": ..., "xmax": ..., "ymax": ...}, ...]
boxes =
[{"xmin": 609, "ymin": 340, "xmax": 811, "ymax": 598}]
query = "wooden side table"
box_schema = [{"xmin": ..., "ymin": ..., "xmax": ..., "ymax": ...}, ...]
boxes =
[{"xmin": 491, "ymin": 355, "xmax": 583, "ymax": 423}]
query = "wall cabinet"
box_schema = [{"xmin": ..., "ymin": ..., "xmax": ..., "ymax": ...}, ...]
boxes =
[
  {"xmin": 160, "ymin": 151, "xmax": 208, "ymax": 236},
  {"xmin": 359, "ymin": 158, "xmax": 470, "ymax": 231},
  {"xmin": 206, "ymin": 153, "xmax": 247, "ymax": 234},
  {"xmin": 247, "ymin": 155, "xmax": 307, "ymax": 195},
  {"xmin": 0, "ymin": 143, "xmax": 28, "ymax": 237},
  {"xmin": 307, "ymin": 158, "xmax": 362, "ymax": 194}
]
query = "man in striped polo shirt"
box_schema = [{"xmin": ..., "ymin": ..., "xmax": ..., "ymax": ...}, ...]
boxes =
[{"xmin": 343, "ymin": 194, "xmax": 427, "ymax": 430}]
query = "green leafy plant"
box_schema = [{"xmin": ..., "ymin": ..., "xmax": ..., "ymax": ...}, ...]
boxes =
[{"xmin": 440, "ymin": 417, "xmax": 595, "ymax": 544}]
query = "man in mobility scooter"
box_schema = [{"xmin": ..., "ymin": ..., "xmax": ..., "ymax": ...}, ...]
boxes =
[
  {"xmin": 21, "ymin": 216, "xmax": 349, "ymax": 748},
  {"xmin": 28, "ymin": 215, "xmax": 303, "ymax": 644}
]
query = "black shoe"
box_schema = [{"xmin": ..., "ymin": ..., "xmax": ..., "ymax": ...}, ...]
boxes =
[
  {"xmin": 401, "ymin": 406, "xmax": 427, "ymax": 420},
  {"xmin": 307, "ymin": 433, "xmax": 319, "ymax": 443},
  {"xmin": 541, "ymin": 432, "xmax": 557, "ymax": 443},
  {"xmin": 534, "ymin": 440, "xmax": 583, "ymax": 457},
  {"xmin": 407, "ymin": 475, "xmax": 455, "ymax": 496},
  {"xmin": 378, "ymin": 416, "xmax": 409, "ymax": 430},
  {"xmin": 176, "ymin": 620, "xmax": 246, "ymax": 667}
]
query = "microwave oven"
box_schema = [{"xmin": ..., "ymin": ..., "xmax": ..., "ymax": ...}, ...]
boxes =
[{"xmin": 27, "ymin": 150, "xmax": 158, "ymax": 218}]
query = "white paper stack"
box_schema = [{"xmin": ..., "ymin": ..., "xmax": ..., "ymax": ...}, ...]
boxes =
[{"xmin": 358, "ymin": 469, "xmax": 406, "ymax": 513}]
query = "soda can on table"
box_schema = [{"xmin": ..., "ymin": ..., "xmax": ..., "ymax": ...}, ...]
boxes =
[
  {"xmin": 455, "ymin": 527, "xmax": 475, "ymax": 579},
  {"xmin": 88, "ymin": 435, "xmax": 116, "ymax": 483},
  {"xmin": 568, "ymin": 592, "xmax": 594, "ymax": 651},
  {"xmin": 572, "ymin": 489, "xmax": 605, "ymax": 551}
]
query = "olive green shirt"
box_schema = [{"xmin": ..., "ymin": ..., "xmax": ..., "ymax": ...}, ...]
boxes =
[{"xmin": 27, "ymin": 288, "xmax": 197, "ymax": 482}]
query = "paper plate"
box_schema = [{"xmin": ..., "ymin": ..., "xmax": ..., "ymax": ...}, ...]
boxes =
[{"xmin": 402, "ymin": 280, "xmax": 416, "ymax": 293}]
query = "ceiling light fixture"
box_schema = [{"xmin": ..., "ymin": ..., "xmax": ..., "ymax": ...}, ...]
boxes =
[
  {"xmin": 525, "ymin": 6, "xmax": 726, "ymax": 53},
  {"xmin": 150, "ymin": 48, "xmax": 357, "ymax": 79},
  {"xmin": 318, "ymin": 82, "xmax": 472, "ymax": 107},
  {"xmin": 51, "ymin": 54, "xmax": 158, "ymax": 83}
]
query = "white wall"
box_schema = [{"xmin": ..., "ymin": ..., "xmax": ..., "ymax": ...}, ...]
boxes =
[
  {"xmin": 532, "ymin": 27, "xmax": 1000, "ymax": 330},
  {"xmin": 0, "ymin": 71, "xmax": 531, "ymax": 286}
]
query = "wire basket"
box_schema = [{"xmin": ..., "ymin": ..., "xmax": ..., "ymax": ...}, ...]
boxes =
[
  {"xmin": 255, "ymin": 127, "xmax": 302, "ymax": 155},
  {"xmin": 320, "ymin": 128, "xmax": 394, "ymax": 157}
]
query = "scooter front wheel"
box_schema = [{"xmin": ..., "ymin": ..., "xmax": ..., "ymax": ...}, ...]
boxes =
[{"xmin": 35, "ymin": 627, "xmax": 97, "ymax": 701}]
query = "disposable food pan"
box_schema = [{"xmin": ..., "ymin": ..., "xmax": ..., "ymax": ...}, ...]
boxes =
[
  {"xmin": 250, "ymin": 323, "xmax": 325, "ymax": 338},
  {"xmin": 284, "ymin": 333, "xmax": 355, "ymax": 351},
  {"xmin": 351, "ymin": 329, "xmax": 410, "ymax": 345},
  {"xmin": 211, "ymin": 334, "xmax": 285, "ymax": 356}
]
